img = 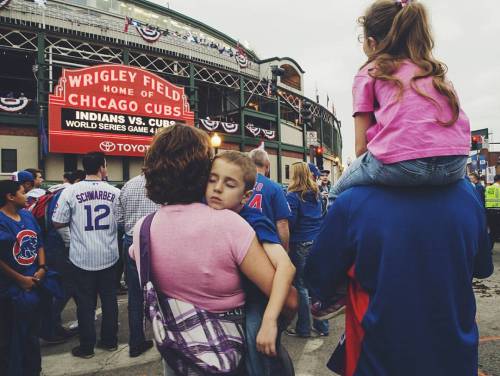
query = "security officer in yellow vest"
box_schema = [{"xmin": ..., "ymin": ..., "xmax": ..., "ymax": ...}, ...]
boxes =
[{"xmin": 485, "ymin": 174, "xmax": 500, "ymax": 242}]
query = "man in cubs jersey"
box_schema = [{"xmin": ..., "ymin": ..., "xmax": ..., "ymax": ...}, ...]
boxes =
[
  {"xmin": 247, "ymin": 147, "xmax": 291, "ymax": 251},
  {"xmin": 52, "ymin": 152, "xmax": 120, "ymax": 359}
]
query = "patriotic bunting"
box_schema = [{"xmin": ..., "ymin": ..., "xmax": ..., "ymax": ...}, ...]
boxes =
[
  {"xmin": 0, "ymin": 0, "xmax": 11, "ymax": 9},
  {"xmin": 123, "ymin": 16, "xmax": 252, "ymax": 68},
  {"xmin": 235, "ymin": 43, "xmax": 250, "ymax": 69},
  {"xmin": 0, "ymin": 97, "xmax": 30, "ymax": 112},
  {"xmin": 261, "ymin": 129, "xmax": 276, "ymax": 139},
  {"xmin": 246, "ymin": 124, "xmax": 261, "ymax": 137},
  {"xmin": 200, "ymin": 119, "xmax": 239, "ymax": 134},
  {"xmin": 245, "ymin": 124, "xmax": 276, "ymax": 140},
  {"xmin": 199, "ymin": 120, "xmax": 274, "ymax": 140},
  {"xmin": 136, "ymin": 25, "xmax": 161, "ymax": 43}
]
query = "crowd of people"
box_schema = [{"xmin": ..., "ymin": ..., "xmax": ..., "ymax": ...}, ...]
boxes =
[{"xmin": 0, "ymin": 0, "xmax": 497, "ymax": 376}]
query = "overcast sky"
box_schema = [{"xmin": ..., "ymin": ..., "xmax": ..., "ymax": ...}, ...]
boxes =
[{"xmin": 150, "ymin": 0, "xmax": 500, "ymax": 158}]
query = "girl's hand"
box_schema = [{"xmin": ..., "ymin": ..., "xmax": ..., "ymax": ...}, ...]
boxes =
[
  {"xmin": 19, "ymin": 276, "xmax": 38, "ymax": 291},
  {"xmin": 256, "ymin": 318, "xmax": 278, "ymax": 357}
]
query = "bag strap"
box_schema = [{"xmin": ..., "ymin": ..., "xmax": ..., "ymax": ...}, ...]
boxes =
[{"xmin": 139, "ymin": 212, "xmax": 156, "ymax": 288}]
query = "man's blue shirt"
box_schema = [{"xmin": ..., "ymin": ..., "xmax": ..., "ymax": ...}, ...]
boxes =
[
  {"xmin": 247, "ymin": 173, "xmax": 290, "ymax": 224},
  {"xmin": 305, "ymin": 180, "xmax": 493, "ymax": 376}
]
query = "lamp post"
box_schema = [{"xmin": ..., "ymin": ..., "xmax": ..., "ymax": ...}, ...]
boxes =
[{"xmin": 211, "ymin": 132, "xmax": 222, "ymax": 155}]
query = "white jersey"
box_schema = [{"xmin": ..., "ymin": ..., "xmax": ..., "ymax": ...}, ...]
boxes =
[{"xmin": 52, "ymin": 180, "xmax": 120, "ymax": 271}]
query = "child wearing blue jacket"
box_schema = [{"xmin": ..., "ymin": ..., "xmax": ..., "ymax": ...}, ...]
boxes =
[{"xmin": 205, "ymin": 151, "xmax": 297, "ymax": 376}]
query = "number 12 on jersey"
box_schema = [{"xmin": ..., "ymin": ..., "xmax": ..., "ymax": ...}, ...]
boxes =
[{"xmin": 84, "ymin": 204, "xmax": 111, "ymax": 231}]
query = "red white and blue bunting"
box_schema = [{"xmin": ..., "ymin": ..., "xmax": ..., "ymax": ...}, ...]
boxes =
[
  {"xmin": 135, "ymin": 25, "xmax": 162, "ymax": 43},
  {"xmin": 245, "ymin": 124, "xmax": 276, "ymax": 140},
  {"xmin": 123, "ymin": 17, "xmax": 252, "ymax": 68},
  {"xmin": 0, "ymin": 97, "xmax": 30, "ymax": 112},
  {"xmin": 200, "ymin": 119, "xmax": 239, "ymax": 133},
  {"xmin": 235, "ymin": 44, "xmax": 249, "ymax": 69},
  {"xmin": 0, "ymin": 0, "xmax": 11, "ymax": 9},
  {"xmin": 199, "ymin": 119, "xmax": 275, "ymax": 140}
]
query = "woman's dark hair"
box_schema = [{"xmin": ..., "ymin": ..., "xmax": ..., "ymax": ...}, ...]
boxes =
[
  {"xmin": 0, "ymin": 180, "xmax": 21, "ymax": 207},
  {"xmin": 82, "ymin": 152, "xmax": 106, "ymax": 175},
  {"xmin": 144, "ymin": 125, "xmax": 213, "ymax": 205}
]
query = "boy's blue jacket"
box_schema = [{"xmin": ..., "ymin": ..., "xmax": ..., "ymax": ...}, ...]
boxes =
[
  {"xmin": 239, "ymin": 205, "xmax": 281, "ymax": 245},
  {"xmin": 239, "ymin": 205, "xmax": 281, "ymax": 303}
]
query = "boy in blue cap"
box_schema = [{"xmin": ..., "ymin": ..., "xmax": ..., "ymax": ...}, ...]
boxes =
[{"xmin": 11, "ymin": 170, "xmax": 35, "ymax": 202}]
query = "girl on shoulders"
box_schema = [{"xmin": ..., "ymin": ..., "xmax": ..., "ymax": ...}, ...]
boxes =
[{"xmin": 331, "ymin": 0, "xmax": 470, "ymax": 198}]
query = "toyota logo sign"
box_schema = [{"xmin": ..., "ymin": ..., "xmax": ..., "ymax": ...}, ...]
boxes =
[{"xmin": 99, "ymin": 141, "xmax": 116, "ymax": 152}]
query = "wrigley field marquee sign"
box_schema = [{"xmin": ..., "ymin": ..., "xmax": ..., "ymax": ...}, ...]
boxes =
[{"xmin": 49, "ymin": 64, "xmax": 194, "ymax": 157}]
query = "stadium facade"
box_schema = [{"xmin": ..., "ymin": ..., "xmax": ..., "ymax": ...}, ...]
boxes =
[{"xmin": 0, "ymin": 0, "xmax": 342, "ymax": 183}]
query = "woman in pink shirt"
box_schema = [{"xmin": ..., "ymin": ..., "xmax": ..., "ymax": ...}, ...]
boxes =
[
  {"xmin": 330, "ymin": 0, "xmax": 470, "ymax": 198},
  {"xmin": 130, "ymin": 125, "xmax": 296, "ymax": 375}
]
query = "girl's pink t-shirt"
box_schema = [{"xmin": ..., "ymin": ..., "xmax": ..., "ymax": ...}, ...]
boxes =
[
  {"xmin": 130, "ymin": 203, "xmax": 255, "ymax": 313},
  {"xmin": 352, "ymin": 60, "xmax": 470, "ymax": 164}
]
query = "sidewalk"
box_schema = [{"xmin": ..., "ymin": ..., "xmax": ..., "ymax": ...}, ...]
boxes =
[
  {"xmin": 41, "ymin": 243, "xmax": 500, "ymax": 376},
  {"xmin": 40, "ymin": 295, "xmax": 161, "ymax": 376}
]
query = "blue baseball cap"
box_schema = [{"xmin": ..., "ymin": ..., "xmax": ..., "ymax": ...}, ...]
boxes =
[
  {"xmin": 11, "ymin": 170, "xmax": 34, "ymax": 183},
  {"xmin": 307, "ymin": 163, "xmax": 321, "ymax": 179}
]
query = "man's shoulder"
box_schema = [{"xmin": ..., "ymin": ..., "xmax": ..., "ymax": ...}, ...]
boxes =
[
  {"xmin": 123, "ymin": 175, "xmax": 144, "ymax": 188},
  {"xmin": 340, "ymin": 180, "xmax": 479, "ymax": 210},
  {"xmin": 258, "ymin": 174, "xmax": 282, "ymax": 192}
]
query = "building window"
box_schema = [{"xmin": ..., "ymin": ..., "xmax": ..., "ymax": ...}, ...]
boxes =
[
  {"xmin": 1, "ymin": 149, "xmax": 17, "ymax": 173},
  {"xmin": 64, "ymin": 154, "xmax": 78, "ymax": 173},
  {"xmin": 285, "ymin": 164, "xmax": 290, "ymax": 180}
]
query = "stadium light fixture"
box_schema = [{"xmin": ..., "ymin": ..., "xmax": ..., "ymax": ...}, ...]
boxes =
[{"xmin": 211, "ymin": 133, "xmax": 222, "ymax": 154}]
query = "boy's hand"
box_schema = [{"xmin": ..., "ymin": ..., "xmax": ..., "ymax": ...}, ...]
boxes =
[
  {"xmin": 34, "ymin": 268, "xmax": 46, "ymax": 282},
  {"xmin": 19, "ymin": 276, "xmax": 38, "ymax": 291},
  {"xmin": 256, "ymin": 318, "xmax": 278, "ymax": 357}
]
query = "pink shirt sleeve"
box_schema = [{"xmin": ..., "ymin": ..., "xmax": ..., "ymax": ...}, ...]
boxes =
[
  {"xmin": 129, "ymin": 216, "xmax": 145, "ymax": 283},
  {"xmin": 222, "ymin": 210, "xmax": 255, "ymax": 265},
  {"xmin": 352, "ymin": 69, "xmax": 375, "ymax": 116}
]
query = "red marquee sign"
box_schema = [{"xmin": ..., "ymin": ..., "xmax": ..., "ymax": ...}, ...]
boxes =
[{"xmin": 49, "ymin": 64, "xmax": 194, "ymax": 157}]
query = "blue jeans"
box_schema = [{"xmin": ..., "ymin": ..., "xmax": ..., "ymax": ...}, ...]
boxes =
[
  {"xmin": 245, "ymin": 292, "xmax": 286, "ymax": 376},
  {"xmin": 123, "ymin": 234, "xmax": 147, "ymax": 349},
  {"xmin": 330, "ymin": 152, "xmax": 468, "ymax": 200},
  {"xmin": 290, "ymin": 241, "xmax": 329, "ymax": 336}
]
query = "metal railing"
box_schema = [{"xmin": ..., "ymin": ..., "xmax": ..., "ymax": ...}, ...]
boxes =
[{"xmin": 2, "ymin": 0, "xmax": 260, "ymax": 77}]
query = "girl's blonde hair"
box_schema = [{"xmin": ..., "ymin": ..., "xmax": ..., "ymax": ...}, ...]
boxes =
[
  {"xmin": 359, "ymin": 0, "xmax": 459, "ymax": 126},
  {"xmin": 288, "ymin": 162, "xmax": 319, "ymax": 200}
]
